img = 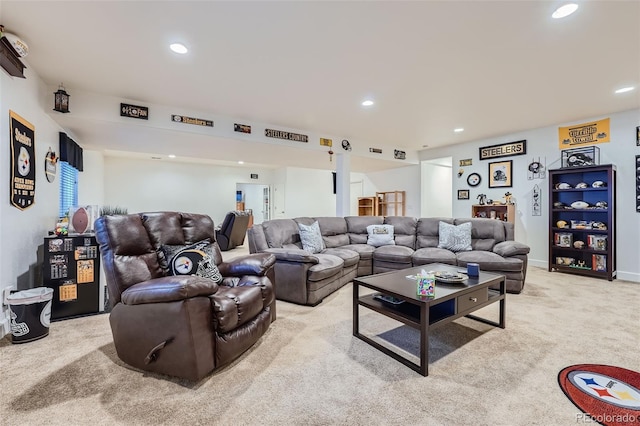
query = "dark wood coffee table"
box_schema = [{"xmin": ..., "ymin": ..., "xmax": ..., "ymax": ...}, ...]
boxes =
[{"xmin": 353, "ymin": 263, "xmax": 506, "ymax": 376}]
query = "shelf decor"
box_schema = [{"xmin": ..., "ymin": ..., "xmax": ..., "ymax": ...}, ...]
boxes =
[
  {"xmin": 53, "ymin": 84, "xmax": 70, "ymax": 113},
  {"xmin": 561, "ymin": 146, "xmax": 599, "ymax": 168}
]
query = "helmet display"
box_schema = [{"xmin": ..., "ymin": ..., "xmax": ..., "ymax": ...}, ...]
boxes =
[
  {"xmin": 575, "ymin": 182, "xmax": 588, "ymax": 188},
  {"xmin": 592, "ymin": 180, "xmax": 606, "ymax": 188}
]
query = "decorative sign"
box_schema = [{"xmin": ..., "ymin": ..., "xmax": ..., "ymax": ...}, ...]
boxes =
[
  {"xmin": 532, "ymin": 184, "xmax": 541, "ymax": 216},
  {"xmin": 394, "ymin": 149, "xmax": 406, "ymax": 160},
  {"xmin": 265, "ymin": 128, "xmax": 308, "ymax": 143},
  {"xmin": 636, "ymin": 126, "xmax": 639, "ymax": 146},
  {"xmin": 479, "ymin": 140, "xmax": 526, "ymax": 160},
  {"xmin": 460, "ymin": 159, "xmax": 472, "ymax": 166},
  {"xmin": 171, "ymin": 114, "xmax": 213, "ymax": 127},
  {"xmin": 234, "ymin": 123, "xmax": 252, "ymax": 134},
  {"xmin": 10, "ymin": 110, "xmax": 36, "ymax": 210},
  {"xmin": 369, "ymin": 148, "xmax": 382, "ymax": 154},
  {"xmin": 45, "ymin": 147, "xmax": 58, "ymax": 183},
  {"xmin": 250, "ymin": 173, "xmax": 259, "ymax": 179},
  {"xmin": 527, "ymin": 157, "xmax": 546, "ymax": 180},
  {"xmin": 120, "ymin": 103, "xmax": 148, "ymax": 120},
  {"xmin": 558, "ymin": 118, "xmax": 609, "ymax": 148},
  {"xmin": 320, "ymin": 138, "xmax": 332, "ymax": 147}
]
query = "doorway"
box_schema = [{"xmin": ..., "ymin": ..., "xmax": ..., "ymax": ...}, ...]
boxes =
[{"xmin": 236, "ymin": 183, "xmax": 270, "ymax": 225}]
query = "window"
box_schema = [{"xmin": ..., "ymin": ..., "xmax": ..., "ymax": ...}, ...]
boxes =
[{"xmin": 59, "ymin": 161, "xmax": 78, "ymax": 218}]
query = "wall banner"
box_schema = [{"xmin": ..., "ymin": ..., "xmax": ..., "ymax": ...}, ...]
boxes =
[
  {"xmin": 265, "ymin": 128, "xmax": 308, "ymax": 143},
  {"xmin": 558, "ymin": 118, "xmax": 610, "ymax": 149},
  {"xmin": 479, "ymin": 140, "xmax": 527, "ymax": 160},
  {"xmin": 10, "ymin": 110, "xmax": 36, "ymax": 210}
]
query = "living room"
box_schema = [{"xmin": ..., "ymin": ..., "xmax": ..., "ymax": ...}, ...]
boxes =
[{"xmin": 1, "ymin": 2, "xmax": 639, "ymax": 424}]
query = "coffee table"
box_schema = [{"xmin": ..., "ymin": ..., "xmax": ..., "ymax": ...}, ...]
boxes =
[{"xmin": 353, "ymin": 263, "xmax": 506, "ymax": 376}]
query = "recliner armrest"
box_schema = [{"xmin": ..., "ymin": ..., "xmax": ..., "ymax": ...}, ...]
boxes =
[
  {"xmin": 121, "ymin": 276, "xmax": 219, "ymax": 305},
  {"xmin": 217, "ymin": 253, "xmax": 276, "ymax": 277},
  {"xmin": 493, "ymin": 241, "xmax": 530, "ymax": 257},
  {"xmin": 264, "ymin": 248, "xmax": 320, "ymax": 264}
]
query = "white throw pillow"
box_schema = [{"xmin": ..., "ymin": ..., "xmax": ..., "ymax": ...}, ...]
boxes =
[
  {"xmin": 437, "ymin": 221, "xmax": 472, "ymax": 252},
  {"xmin": 367, "ymin": 224, "xmax": 396, "ymax": 247},
  {"xmin": 298, "ymin": 221, "xmax": 325, "ymax": 253}
]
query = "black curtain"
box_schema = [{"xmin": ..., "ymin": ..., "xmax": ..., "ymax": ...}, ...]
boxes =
[{"xmin": 59, "ymin": 132, "xmax": 83, "ymax": 171}]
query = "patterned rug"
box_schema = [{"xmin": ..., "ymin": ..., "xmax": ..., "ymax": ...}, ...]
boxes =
[{"xmin": 558, "ymin": 364, "xmax": 640, "ymax": 425}]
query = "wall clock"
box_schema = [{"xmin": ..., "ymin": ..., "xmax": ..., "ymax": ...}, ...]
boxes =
[{"xmin": 467, "ymin": 173, "xmax": 481, "ymax": 187}]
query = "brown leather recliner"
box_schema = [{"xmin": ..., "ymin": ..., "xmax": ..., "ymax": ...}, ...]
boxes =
[
  {"xmin": 94, "ymin": 211, "xmax": 276, "ymax": 381},
  {"xmin": 215, "ymin": 210, "xmax": 251, "ymax": 251}
]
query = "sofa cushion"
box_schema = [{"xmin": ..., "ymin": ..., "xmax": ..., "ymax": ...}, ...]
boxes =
[
  {"xmin": 438, "ymin": 221, "xmax": 472, "ymax": 252},
  {"xmin": 346, "ymin": 216, "xmax": 383, "ymax": 244},
  {"xmin": 367, "ymin": 224, "xmax": 395, "ymax": 247},
  {"xmin": 341, "ymin": 243, "xmax": 375, "ymax": 260},
  {"xmin": 373, "ymin": 245, "xmax": 414, "ymax": 264},
  {"xmin": 321, "ymin": 248, "xmax": 360, "ymax": 267},
  {"xmin": 263, "ymin": 219, "xmax": 301, "ymax": 248},
  {"xmin": 307, "ymin": 254, "xmax": 344, "ymax": 282},
  {"xmin": 454, "ymin": 218, "xmax": 506, "ymax": 251},
  {"xmin": 412, "ymin": 247, "xmax": 457, "ymax": 266},
  {"xmin": 416, "ymin": 218, "xmax": 453, "ymax": 249},
  {"xmin": 493, "ymin": 241, "xmax": 531, "ymax": 257},
  {"xmin": 314, "ymin": 217, "xmax": 350, "ymax": 248},
  {"xmin": 298, "ymin": 221, "xmax": 325, "ymax": 253},
  {"xmin": 384, "ymin": 216, "xmax": 417, "ymax": 249},
  {"xmin": 456, "ymin": 251, "xmax": 523, "ymax": 272}
]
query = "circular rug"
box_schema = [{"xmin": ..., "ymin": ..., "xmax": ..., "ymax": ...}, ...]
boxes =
[{"xmin": 558, "ymin": 364, "xmax": 640, "ymax": 425}]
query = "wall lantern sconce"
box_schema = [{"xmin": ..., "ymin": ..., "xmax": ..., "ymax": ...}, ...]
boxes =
[{"xmin": 53, "ymin": 83, "xmax": 70, "ymax": 113}]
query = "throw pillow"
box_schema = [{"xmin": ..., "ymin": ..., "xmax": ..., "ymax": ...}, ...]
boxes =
[
  {"xmin": 298, "ymin": 221, "xmax": 325, "ymax": 253},
  {"xmin": 366, "ymin": 224, "xmax": 396, "ymax": 247},
  {"xmin": 437, "ymin": 221, "xmax": 472, "ymax": 252},
  {"xmin": 160, "ymin": 240, "xmax": 222, "ymax": 283}
]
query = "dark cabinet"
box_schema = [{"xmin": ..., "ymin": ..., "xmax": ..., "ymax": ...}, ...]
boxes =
[
  {"xmin": 548, "ymin": 165, "xmax": 616, "ymax": 280},
  {"xmin": 43, "ymin": 234, "xmax": 101, "ymax": 320}
]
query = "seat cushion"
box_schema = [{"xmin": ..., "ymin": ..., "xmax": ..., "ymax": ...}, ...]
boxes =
[
  {"xmin": 341, "ymin": 243, "xmax": 375, "ymax": 261},
  {"xmin": 321, "ymin": 248, "xmax": 359, "ymax": 267},
  {"xmin": 456, "ymin": 251, "xmax": 523, "ymax": 272},
  {"xmin": 307, "ymin": 254, "xmax": 343, "ymax": 282},
  {"xmin": 412, "ymin": 247, "xmax": 457, "ymax": 266},
  {"xmin": 373, "ymin": 245, "xmax": 414, "ymax": 264}
]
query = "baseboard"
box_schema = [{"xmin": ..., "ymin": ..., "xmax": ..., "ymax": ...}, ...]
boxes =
[{"xmin": 527, "ymin": 259, "xmax": 640, "ymax": 283}]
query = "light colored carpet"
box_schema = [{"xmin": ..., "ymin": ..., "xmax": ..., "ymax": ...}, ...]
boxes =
[{"xmin": 1, "ymin": 249, "xmax": 638, "ymax": 425}]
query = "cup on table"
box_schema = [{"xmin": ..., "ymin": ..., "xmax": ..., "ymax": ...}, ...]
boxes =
[{"xmin": 467, "ymin": 262, "xmax": 480, "ymax": 277}]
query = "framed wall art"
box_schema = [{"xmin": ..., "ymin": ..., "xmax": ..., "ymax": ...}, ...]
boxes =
[
  {"xmin": 488, "ymin": 160, "xmax": 512, "ymax": 188},
  {"xmin": 457, "ymin": 189, "xmax": 470, "ymax": 200}
]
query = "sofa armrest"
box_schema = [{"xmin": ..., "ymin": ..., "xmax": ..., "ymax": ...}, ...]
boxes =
[
  {"xmin": 264, "ymin": 248, "xmax": 320, "ymax": 264},
  {"xmin": 493, "ymin": 241, "xmax": 530, "ymax": 257},
  {"xmin": 121, "ymin": 276, "xmax": 219, "ymax": 305},
  {"xmin": 217, "ymin": 253, "xmax": 276, "ymax": 277}
]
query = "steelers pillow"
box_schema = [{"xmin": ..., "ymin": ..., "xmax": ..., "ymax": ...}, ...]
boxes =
[{"xmin": 164, "ymin": 241, "xmax": 222, "ymax": 283}]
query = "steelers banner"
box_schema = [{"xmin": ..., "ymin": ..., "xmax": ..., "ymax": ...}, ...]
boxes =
[
  {"xmin": 558, "ymin": 118, "xmax": 610, "ymax": 149},
  {"xmin": 10, "ymin": 110, "xmax": 36, "ymax": 210}
]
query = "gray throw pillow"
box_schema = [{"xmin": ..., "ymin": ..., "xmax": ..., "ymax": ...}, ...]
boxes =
[
  {"xmin": 366, "ymin": 224, "xmax": 396, "ymax": 247},
  {"xmin": 438, "ymin": 221, "xmax": 472, "ymax": 252},
  {"xmin": 298, "ymin": 221, "xmax": 325, "ymax": 253}
]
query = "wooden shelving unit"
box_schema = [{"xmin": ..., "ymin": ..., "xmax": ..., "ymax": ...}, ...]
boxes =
[
  {"xmin": 357, "ymin": 197, "xmax": 379, "ymax": 216},
  {"xmin": 376, "ymin": 191, "xmax": 405, "ymax": 216},
  {"xmin": 471, "ymin": 204, "xmax": 515, "ymax": 223},
  {"xmin": 548, "ymin": 165, "xmax": 616, "ymax": 281}
]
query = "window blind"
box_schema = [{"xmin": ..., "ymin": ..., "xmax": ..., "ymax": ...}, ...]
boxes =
[{"xmin": 59, "ymin": 161, "xmax": 78, "ymax": 218}]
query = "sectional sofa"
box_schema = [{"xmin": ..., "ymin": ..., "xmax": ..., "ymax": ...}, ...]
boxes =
[{"xmin": 248, "ymin": 216, "xmax": 530, "ymax": 306}]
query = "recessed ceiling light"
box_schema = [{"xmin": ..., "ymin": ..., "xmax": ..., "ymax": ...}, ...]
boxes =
[
  {"xmin": 238, "ymin": 161, "xmax": 245, "ymax": 165},
  {"xmin": 361, "ymin": 100, "xmax": 374, "ymax": 107},
  {"xmin": 168, "ymin": 154, "xmax": 176, "ymax": 158},
  {"xmin": 170, "ymin": 43, "xmax": 188, "ymax": 54},
  {"xmin": 614, "ymin": 86, "xmax": 635, "ymax": 94},
  {"xmin": 454, "ymin": 128, "xmax": 464, "ymax": 133},
  {"xmin": 552, "ymin": 3, "xmax": 578, "ymax": 19}
]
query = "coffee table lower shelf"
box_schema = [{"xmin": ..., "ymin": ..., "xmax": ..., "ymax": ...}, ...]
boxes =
[{"xmin": 353, "ymin": 266, "xmax": 506, "ymax": 377}]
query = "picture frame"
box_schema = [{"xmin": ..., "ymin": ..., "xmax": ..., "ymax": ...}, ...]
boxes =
[
  {"xmin": 555, "ymin": 232, "xmax": 573, "ymax": 247},
  {"xmin": 488, "ymin": 160, "xmax": 512, "ymax": 188},
  {"xmin": 457, "ymin": 189, "xmax": 470, "ymax": 200},
  {"xmin": 637, "ymin": 126, "xmax": 640, "ymax": 147}
]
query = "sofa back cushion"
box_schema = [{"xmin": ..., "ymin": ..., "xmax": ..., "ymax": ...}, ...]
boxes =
[
  {"xmin": 384, "ymin": 216, "xmax": 417, "ymax": 249},
  {"xmin": 345, "ymin": 216, "xmax": 383, "ymax": 244},
  {"xmin": 454, "ymin": 218, "xmax": 506, "ymax": 251},
  {"xmin": 263, "ymin": 219, "xmax": 302, "ymax": 249},
  {"xmin": 416, "ymin": 217, "xmax": 453, "ymax": 248},
  {"xmin": 314, "ymin": 217, "xmax": 349, "ymax": 248}
]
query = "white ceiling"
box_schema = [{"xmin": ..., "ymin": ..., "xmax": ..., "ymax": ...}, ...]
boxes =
[{"xmin": 2, "ymin": 1, "xmax": 639, "ymax": 172}]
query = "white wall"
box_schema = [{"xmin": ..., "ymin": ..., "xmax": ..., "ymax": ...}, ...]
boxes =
[
  {"xmin": 365, "ymin": 165, "xmax": 421, "ymax": 218},
  {"xmin": 419, "ymin": 109, "xmax": 640, "ymax": 282},
  {"xmin": 282, "ymin": 167, "xmax": 337, "ymax": 218},
  {"xmin": 0, "ymin": 67, "xmax": 63, "ymax": 336},
  {"xmin": 421, "ymin": 159, "xmax": 453, "ymax": 217}
]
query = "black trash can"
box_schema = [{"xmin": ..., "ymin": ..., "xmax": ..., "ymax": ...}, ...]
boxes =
[{"xmin": 7, "ymin": 287, "xmax": 53, "ymax": 343}]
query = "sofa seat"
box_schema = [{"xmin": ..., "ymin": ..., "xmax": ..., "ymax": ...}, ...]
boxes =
[
  {"xmin": 456, "ymin": 251, "xmax": 523, "ymax": 272},
  {"xmin": 341, "ymin": 244, "xmax": 374, "ymax": 276},
  {"xmin": 373, "ymin": 245, "xmax": 414, "ymax": 273},
  {"xmin": 412, "ymin": 247, "xmax": 457, "ymax": 266},
  {"xmin": 322, "ymin": 248, "xmax": 359, "ymax": 267},
  {"xmin": 308, "ymin": 254, "xmax": 344, "ymax": 281}
]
